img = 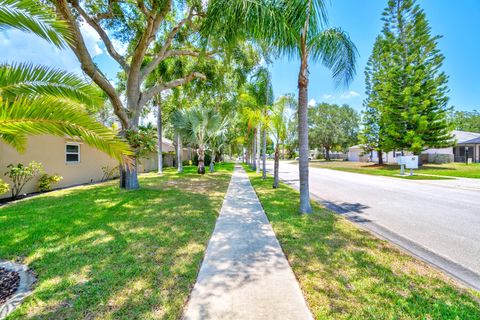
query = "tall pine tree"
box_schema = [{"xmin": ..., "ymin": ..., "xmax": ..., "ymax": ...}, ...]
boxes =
[
  {"xmin": 364, "ymin": 0, "xmax": 453, "ymax": 156},
  {"xmin": 361, "ymin": 36, "xmax": 388, "ymax": 164}
]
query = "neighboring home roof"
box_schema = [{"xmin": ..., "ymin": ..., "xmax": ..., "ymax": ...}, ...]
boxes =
[
  {"xmin": 348, "ymin": 145, "xmax": 363, "ymax": 150},
  {"xmin": 459, "ymin": 136, "xmax": 480, "ymax": 145},
  {"xmin": 348, "ymin": 131, "xmax": 480, "ymax": 150},
  {"xmin": 453, "ymin": 130, "xmax": 480, "ymax": 144},
  {"xmin": 161, "ymin": 137, "xmax": 193, "ymax": 152},
  {"xmin": 162, "ymin": 137, "xmax": 174, "ymax": 146}
]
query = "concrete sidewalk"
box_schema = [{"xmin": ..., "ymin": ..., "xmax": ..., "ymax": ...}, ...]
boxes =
[{"xmin": 183, "ymin": 166, "xmax": 312, "ymax": 320}]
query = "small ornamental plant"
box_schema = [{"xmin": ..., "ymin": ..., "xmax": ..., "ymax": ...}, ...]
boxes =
[
  {"xmin": 5, "ymin": 161, "xmax": 43, "ymax": 198},
  {"xmin": 38, "ymin": 173, "xmax": 63, "ymax": 192},
  {"xmin": 0, "ymin": 179, "xmax": 9, "ymax": 195}
]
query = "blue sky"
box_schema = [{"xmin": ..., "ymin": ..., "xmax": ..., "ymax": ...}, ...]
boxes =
[
  {"xmin": 0, "ymin": 0, "xmax": 478, "ymax": 112},
  {"xmin": 271, "ymin": 0, "xmax": 480, "ymax": 112}
]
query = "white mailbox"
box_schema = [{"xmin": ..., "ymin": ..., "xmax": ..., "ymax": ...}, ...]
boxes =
[{"xmin": 404, "ymin": 156, "xmax": 418, "ymax": 169}]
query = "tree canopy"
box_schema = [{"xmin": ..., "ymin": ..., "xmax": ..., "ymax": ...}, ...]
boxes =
[
  {"xmin": 309, "ymin": 102, "xmax": 359, "ymax": 160},
  {"xmin": 362, "ymin": 0, "xmax": 453, "ymax": 156}
]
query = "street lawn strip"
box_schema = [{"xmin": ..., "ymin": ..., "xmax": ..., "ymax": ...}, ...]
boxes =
[
  {"xmin": 0, "ymin": 163, "xmax": 234, "ymax": 320},
  {"xmin": 243, "ymin": 166, "xmax": 480, "ymax": 319},
  {"xmin": 303, "ymin": 160, "xmax": 476, "ymax": 180}
]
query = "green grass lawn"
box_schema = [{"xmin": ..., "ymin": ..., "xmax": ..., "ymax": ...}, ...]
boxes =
[
  {"xmin": 305, "ymin": 160, "xmax": 480, "ymax": 179},
  {"xmin": 0, "ymin": 163, "xmax": 233, "ymax": 320},
  {"xmin": 245, "ymin": 167, "xmax": 480, "ymax": 319}
]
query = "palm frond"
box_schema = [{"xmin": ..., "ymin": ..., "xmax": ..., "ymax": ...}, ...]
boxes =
[
  {"xmin": 0, "ymin": 97, "xmax": 133, "ymax": 163},
  {"xmin": 0, "ymin": 63, "xmax": 103, "ymax": 107},
  {"xmin": 309, "ymin": 27, "xmax": 358, "ymax": 88},
  {"xmin": 0, "ymin": 0, "xmax": 71, "ymax": 48},
  {"xmin": 171, "ymin": 106, "xmax": 227, "ymax": 148}
]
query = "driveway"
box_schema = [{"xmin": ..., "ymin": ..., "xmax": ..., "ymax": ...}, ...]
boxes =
[{"xmin": 265, "ymin": 161, "xmax": 480, "ymax": 291}]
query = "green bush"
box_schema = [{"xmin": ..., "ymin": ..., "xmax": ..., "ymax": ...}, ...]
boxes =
[
  {"xmin": 38, "ymin": 173, "xmax": 63, "ymax": 192},
  {"xmin": 0, "ymin": 179, "xmax": 9, "ymax": 195},
  {"xmin": 5, "ymin": 161, "xmax": 43, "ymax": 198}
]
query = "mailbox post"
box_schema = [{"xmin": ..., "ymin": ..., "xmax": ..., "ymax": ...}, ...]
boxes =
[
  {"xmin": 404, "ymin": 156, "xmax": 419, "ymax": 176},
  {"xmin": 397, "ymin": 156, "xmax": 406, "ymax": 175}
]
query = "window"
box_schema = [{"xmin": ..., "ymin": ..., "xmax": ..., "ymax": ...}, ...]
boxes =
[{"xmin": 66, "ymin": 143, "xmax": 80, "ymax": 163}]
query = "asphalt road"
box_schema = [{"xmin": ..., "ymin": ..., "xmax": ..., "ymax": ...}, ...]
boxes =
[{"xmin": 265, "ymin": 161, "xmax": 480, "ymax": 291}]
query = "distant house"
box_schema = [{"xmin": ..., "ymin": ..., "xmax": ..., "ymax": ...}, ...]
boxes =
[
  {"xmin": 347, "ymin": 130, "xmax": 480, "ymax": 164},
  {"xmin": 347, "ymin": 146, "xmax": 403, "ymax": 163},
  {"xmin": 0, "ymin": 135, "xmax": 192, "ymax": 199}
]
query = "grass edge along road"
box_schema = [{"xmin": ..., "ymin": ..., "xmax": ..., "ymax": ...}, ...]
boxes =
[
  {"xmin": 0, "ymin": 163, "xmax": 233, "ymax": 320},
  {"xmin": 302, "ymin": 160, "xmax": 480, "ymax": 180},
  {"xmin": 244, "ymin": 166, "xmax": 480, "ymax": 319}
]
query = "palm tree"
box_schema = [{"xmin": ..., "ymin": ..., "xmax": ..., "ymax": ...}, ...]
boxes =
[
  {"xmin": 206, "ymin": 0, "xmax": 358, "ymax": 213},
  {"xmin": 171, "ymin": 106, "xmax": 226, "ymax": 174},
  {"xmin": 0, "ymin": 0, "xmax": 71, "ymax": 48},
  {"xmin": 239, "ymin": 69, "xmax": 273, "ymax": 176},
  {"xmin": 208, "ymin": 121, "xmax": 229, "ymax": 173},
  {"xmin": 250, "ymin": 67, "xmax": 274, "ymax": 179},
  {"xmin": 270, "ymin": 97, "xmax": 288, "ymax": 188},
  {"xmin": 0, "ymin": 0, "xmax": 132, "ymax": 163},
  {"xmin": 238, "ymin": 100, "xmax": 263, "ymax": 171}
]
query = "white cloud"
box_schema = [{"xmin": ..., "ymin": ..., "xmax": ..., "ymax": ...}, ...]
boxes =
[
  {"xmin": 0, "ymin": 29, "xmax": 83, "ymax": 74},
  {"xmin": 308, "ymin": 98, "xmax": 316, "ymax": 107},
  {"xmin": 111, "ymin": 38, "xmax": 128, "ymax": 56},
  {"xmin": 340, "ymin": 90, "xmax": 360, "ymax": 99},
  {"xmin": 79, "ymin": 22, "xmax": 103, "ymax": 56},
  {"xmin": 0, "ymin": 23, "xmax": 111, "ymax": 78},
  {"xmin": 319, "ymin": 91, "xmax": 360, "ymax": 102}
]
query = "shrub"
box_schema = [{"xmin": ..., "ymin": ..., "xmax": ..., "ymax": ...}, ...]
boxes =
[
  {"xmin": 38, "ymin": 173, "xmax": 63, "ymax": 192},
  {"xmin": 0, "ymin": 179, "xmax": 9, "ymax": 195},
  {"xmin": 5, "ymin": 161, "xmax": 43, "ymax": 198},
  {"xmin": 101, "ymin": 165, "xmax": 119, "ymax": 182}
]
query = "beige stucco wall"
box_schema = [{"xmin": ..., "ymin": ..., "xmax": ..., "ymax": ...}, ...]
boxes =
[
  {"xmin": 0, "ymin": 135, "xmax": 195, "ymax": 198},
  {"xmin": 0, "ymin": 135, "xmax": 118, "ymax": 198},
  {"xmin": 138, "ymin": 147, "xmax": 193, "ymax": 173}
]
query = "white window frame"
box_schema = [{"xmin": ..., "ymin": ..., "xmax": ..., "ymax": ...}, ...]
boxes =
[{"xmin": 65, "ymin": 142, "xmax": 81, "ymax": 164}]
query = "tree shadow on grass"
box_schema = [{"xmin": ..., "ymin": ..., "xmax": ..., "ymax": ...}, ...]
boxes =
[
  {"xmin": 0, "ymin": 165, "xmax": 233, "ymax": 319},
  {"xmin": 247, "ymin": 173, "xmax": 480, "ymax": 320}
]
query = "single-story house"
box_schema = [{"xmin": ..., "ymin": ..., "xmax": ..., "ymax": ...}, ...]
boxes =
[
  {"xmin": 347, "ymin": 147, "xmax": 404, "ymax": 163},
  {"xmin": 0, "ymin": 135, "xmax": 192, "ymax": 199},
  {"xmin": 347, "ymin": 130, "xmax": 480, "ymax": 164}
]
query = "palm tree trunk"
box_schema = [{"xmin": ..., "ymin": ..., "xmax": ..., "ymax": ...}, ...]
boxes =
[
  {"xmin": 120, "ymin": 157, "xmax": 139, "ymax": 189},
  {"xmin": 282, "ymin": 142, "xmax": 285, "ymax": 160},
  {"xmin": 273, "ymin": 144, "xmax": 280, "ymax": 188},
  {"xmin": 252, "ymin": 132, "xmax": 257, "ymax": 170},
  {"xmin": 198, "ymin": 145, "xmax": 206, "ymax": 174},
  {"xmin": 262, "ymin": 126, "xmax": 267, "ymax": 179},
  {"xmin": 173, "ymin": 132, "xmax": 178, "ymax": 168},
  {"xmin": 256, "ymin": 123, "xmax": 261, "ymax": 173},
  {"xmin": 210, "ymin": 149, "xmax": 215, "ymax": 172},
  {"xmin": 156, "ymin": 97, "xmax": 163, "ymax": 174},
  {"xmin": 297, "ymin": 15, "xmax": 312, "ymax": 214},
  {"xmin": 177, "ymin": 134, "xmax": 183, "ymax": 173}
]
